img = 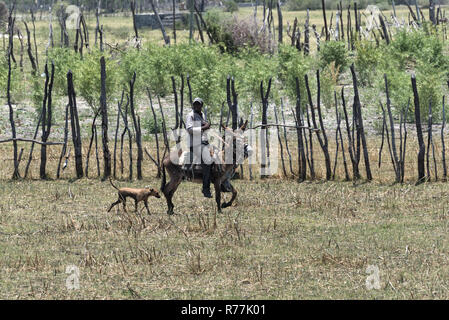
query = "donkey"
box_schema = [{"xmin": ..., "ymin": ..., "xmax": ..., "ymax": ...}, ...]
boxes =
[{"xmin": 160, "ymin": 121, "xmax": 251, "ymax": 215}]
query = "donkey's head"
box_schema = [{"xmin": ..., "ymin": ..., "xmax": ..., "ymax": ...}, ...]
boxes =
[{"xmin": 221, "ymin": 120, "xmax": 252, "ymax": 166}]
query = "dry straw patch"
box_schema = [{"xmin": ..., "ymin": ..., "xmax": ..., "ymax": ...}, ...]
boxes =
[{"xmin": 0, "ymin": 143, "xmax": 448, "ymax": 298}]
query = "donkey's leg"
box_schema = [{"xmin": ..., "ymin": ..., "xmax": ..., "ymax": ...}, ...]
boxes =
[
  {"xmin": 221, "ymin": 184, "xmax": 237, "ymax": 209},
  {"xmin": 163, "ymin": 177, "xmax": 182, "ymax": 215},
  {"xmin": 214, "ymin": 181, "xmax": 222, "ymax": 212}
]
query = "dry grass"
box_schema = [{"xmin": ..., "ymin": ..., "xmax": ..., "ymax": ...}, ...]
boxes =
[{"xmin": 0, "ymin": 136, "xmax": 448, "ymax": 299}]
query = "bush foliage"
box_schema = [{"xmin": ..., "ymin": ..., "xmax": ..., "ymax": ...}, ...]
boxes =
[{"xmin": 3, "ymin": 11, "xmax": 449, "ymax": 126}]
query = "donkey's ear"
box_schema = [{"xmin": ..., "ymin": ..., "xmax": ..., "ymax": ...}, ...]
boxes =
[{"xmin": 240, "ymin": 120, "xmax": 249, "ymax": 131}]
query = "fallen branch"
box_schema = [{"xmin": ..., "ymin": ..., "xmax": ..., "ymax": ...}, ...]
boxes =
[
  {"xmin": 0, "ymin": 138, "xmax": 64, "ymax": 145},
  {"xmin": 249, "ymin": 124, "xmax": 320, "ymax": 131}
]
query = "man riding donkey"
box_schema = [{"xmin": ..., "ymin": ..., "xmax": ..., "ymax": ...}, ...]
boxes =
[
  {"xmin": 160, "ymin": 97, "xmax": 252, "ymax": 215},
  {"xmin": 185, "ymin": 97, "xmax": 214, "ymax": 198}
]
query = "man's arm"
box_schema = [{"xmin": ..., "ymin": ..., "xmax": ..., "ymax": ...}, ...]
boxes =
[
  {"xmin": 186, "ymin": 113, "xmax": 195, "ymax": 135},
  {"xmin": 201, "ymin": 122, "xmax": 210, "ymax": 131},
  {"xmin": 187, "ymin": 113, "xmax": 210, "ymax": 134}
]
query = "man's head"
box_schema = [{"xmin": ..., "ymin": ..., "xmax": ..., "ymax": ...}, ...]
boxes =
[{"xmin": 193, "ymin": 97, "xmax": 204, "ymax": 113}]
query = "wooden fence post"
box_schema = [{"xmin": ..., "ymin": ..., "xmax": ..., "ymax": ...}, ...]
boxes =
[
  {"xmin": 411, "ymin": 73, "xmax": 426, "ymax": 184},
  {"xmin": 442, "ymin": 96, "xmax": 447, "ymax": 180},
  {"xmin": 129, "ymin": 72, "xmax": 143, "ymax": 180},
  {"xmin": 295, "ymin": 78, "xmax": 307, "ymax": 182},
  {"xmin": 68, "ymin": 70, "xmax": 83, "ymax": 178},
  {"xmin": 7, "ymin": 9, "xmax": 19, "ymax": 179},
  {"xmin": 40, "ymin": 62, "xmax": 55, "ymax": 179},
  {"xmin": 100, "ymin": 56, "xmax": 111, "ymax": 180},
  {"xmin": 350, "ymin": 64, "xmax": 372, "ymax": 181}
]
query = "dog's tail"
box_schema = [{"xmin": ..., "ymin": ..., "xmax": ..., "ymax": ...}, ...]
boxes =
[{"xmin": 109, "ymin": 177, "xmax": 119, "ymax": 190}]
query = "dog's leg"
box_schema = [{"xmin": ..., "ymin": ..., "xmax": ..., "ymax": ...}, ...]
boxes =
[
  {"xmin": 122, "ymin": 197, "xmax": 127, "ymax": 212},
  {"xmin": 144, "ymin": 200, "xmax": 151, "ymax": 215},
  {"xmin": 134, "ymin": 199, "xmax": 139, "ymax": 212},
  {"xmin": 107, "ymin": 200, "xmax": 121, "ymax": 212}
]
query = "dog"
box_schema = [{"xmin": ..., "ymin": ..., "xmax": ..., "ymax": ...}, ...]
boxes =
[{"xmin": 108, "ymin": 178, "xmax": 161, "ymax": 215}]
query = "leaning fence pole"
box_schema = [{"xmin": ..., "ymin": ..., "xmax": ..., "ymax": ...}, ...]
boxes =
[
  {"xmin": 129, "ymin": 73, "xmax": 143, "ymax": 180},
  {"xmin": 426, "ymin": 100, "xmax": 438, "ymax": 181},
  {"xmin": 40, "ymin": 62, "xmax": 55, "ymax": 179},
  {"xmin": 68, "ymin": 70, "xmax": 83, "ymax": 178},
  {"xmin": 7, "ymin": 12, "xmax": 19, "ymax": 179},
  {"xmin": 24, "ymin": 108, "xmax": 44, "ymax": 179},
  {"xmin": 341, "ymin": 87, "xmax": 357, "ymax": 180},
  {"xmin": 401, "ymin": 100, "xmax": 410, "ymax": 183},
  {"xmin": 158, "ymin": 95, "xmax": 169, "ymax": 149},
  {"xmin": 94, "ymin": 125, "xmax": 100, "ymax": 177},
  {"xmin": 295, "ymin": 77, "xmax": 307, "ymax": 181},
  {"xmin": 113, "ymin": 91, "xmax": 124, "ymax": 179},
  {"xmin": 315, "ymin": 70, "xmax": 332, "ymax": 179},
  {"xmin": 442, "ymin": 96, "xmax": 447, "ymax": 180},
  {"xmin": 411, "ymin": 73, "xmax": 426, "ymax": 184},
  {"xmin": 281, "ymin": 98, "xmax": 294, "ymax": 176},
  {"xmin": 304, "ymin": 98, "xmax": 315, "ymax": 179},
  {"xmin": 119, "ymin": 95, "xmax": 129, "ymax": 177},
  {"xmin": 336, "ymin": 94, "xmax": 350, "ymax": 181},
  {"xmin": 100, "ymin": 56, "xmax": 111, "ymax": 180},
  {"xmin": 380, "ymin": 102, "xmax": 397, "ymax": 179},
  {"xmin": 351, "ymin": 64, "xmax": 372, "ymax": 181},
  {"xmin": 172, "ymin": 0, "xmax": 177, "ymax": 43},
  {"xmin": 321, "ymin": 0, "xmax": 329, "ymax": 41},
  {"xmin": 260, "ymin": 78, "xmax": 272, "ymax": 177},
  {"xmin": 147, "ymin": 88, "xmax": 161, "ymax": 178},
  {"xmin": 130, "ymin": 0, "xmax": 139, "ymax": 43},
  {"xmin": 274, "ymin": 104, "xmax": 287, "ymax": 177},
  {"xmin": 249, "ymin": 102, "xmax": 254, "ymax": 181},
  {"xmin": 385, "ymin": 74, "xmax": 400, "ymax": 182},
  {"xmin": 333, "ymin": 108, "xmax": 341, "ymax": 180},
  {"xmin": 399, "ymin": 106, "xmax": 404, "ymax": 181},
  {"xmin": 85, "ymin": 111, "xmax": 100, "ymax": 178},
  {"xmin": 305, "ymin": 73, "xmax": 331, "ymax": 180}
]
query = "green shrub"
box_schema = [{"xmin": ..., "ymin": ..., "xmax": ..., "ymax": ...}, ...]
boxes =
[
  {"xmin": 389, "ymin": 29, "xmax": 448, "ymax": 71},
  {"xmin": 378, "ymin": 69, "xmax": 411, "ymax": 120},
  {"xmin": 31, "ymin": 75, "xmax": 44, "ymax": 116},
  {"xmin": 224, "ymin": 0, "xmax": 239, "ymax": 13},
  {"xmin": 0, "ymin": 54, "xmax": 23, "ymax": 101},
  {"xmin": 355, "ymin": 40, "xmax": 383, "ymax": 85},
  {"xmin": 278, "ymin": 44, "xmax": 311, "ymax": 104},
  {"xmin": 320, "ymin": 63, "xmax": 340, "ymax": 109},
  {"xmin": 319, "ymin": 41, "xmax": 349, "ymax": 72},
  {"xmin": 0, "ymin": 1, "xmax": 8, "ymax": 31},
  {"xmin": 47, "ymin": 48, "xmax": 81, "ymax": 95},
  {"xmin": 204, "ymin": 9, "xmax": 237, "ymax": 53},
  {"xmin": 142, "ymin": 111, "xmax": 163, "ymax": 139},
  {"xmin": 416, "ymin": 62, "xmax": 445, "ymax": 122},
  {"xmin": 77, "ymin": 50, "xmax": 119, "ymax": 112},
  {"xmin": 378, "ymin": 29, "xmax": 448, "ymax": 122}
]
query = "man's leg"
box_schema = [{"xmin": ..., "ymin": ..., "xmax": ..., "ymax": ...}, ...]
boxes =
[{"xmin": 201, "ymin": 144, "xmax": 213, "ymax": 198}]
